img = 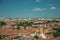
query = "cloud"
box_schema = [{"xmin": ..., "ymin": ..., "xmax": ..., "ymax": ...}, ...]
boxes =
[
  {"xmin": 35, "ymin": 0, "xmax": 40, "ymax": 2},
  {"xmin": 32, "ymin": 8, "xmax": 47, "ymax": 11},
  {"xmin": 50, "ymin": 6, "xmax": 56, "ymax": 9},
  {"xmin": 49, "ymin": 4, "xmax": 56, "ymax": 10}
]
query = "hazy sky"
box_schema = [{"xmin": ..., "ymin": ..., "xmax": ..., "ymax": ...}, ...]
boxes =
[{"xmin": 0, "ymin": 0, "xmax": 60, "ymax": 18}]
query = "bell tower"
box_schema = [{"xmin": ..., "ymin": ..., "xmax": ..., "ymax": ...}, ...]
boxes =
[{"xmin": 39, "ymin": 25, "xmax": 47, "ymax": 39}]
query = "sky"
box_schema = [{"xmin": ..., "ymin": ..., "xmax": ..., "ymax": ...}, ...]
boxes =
[{"xmin": 0, "ymin": 0, "xmax": 60, "ymax": 18}]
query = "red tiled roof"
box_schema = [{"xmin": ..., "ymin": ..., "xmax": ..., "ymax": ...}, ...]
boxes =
[{"xmin": 0, "ymin": 28, "xmax": 40, "ymax": 39}]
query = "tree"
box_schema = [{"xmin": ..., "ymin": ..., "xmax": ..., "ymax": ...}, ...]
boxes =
[
  {"xmin": 32, "ymin": 26, "xmax": 37, "ymax": 28},
  {"xmin": 0, "ymin": 21, "xmax": 6, "ymax": 28},
  {"xmin": 0, "ymin": 35, "xmax": 5, "ymax": 39},
  {"xmin": 53, "ymin": 28, "xmax": 60, "ymax": 38},
  {"xmin": 28, "ymin": 22, "xmax": 33, "ymax": 26},
  {"xmin": 34, "ymin": 35, "xmax": 39, "ymax": 40},
  {"xmin": 23, "ymin": 21, "xmax": 28, "ymax": 29},
  {"xmin": 16, "ymin": 22, "xmax": 20, "ymax": 30},
  {"xmin": 18, "ymin": 21, "xmax": 33, "ymax": 30}
]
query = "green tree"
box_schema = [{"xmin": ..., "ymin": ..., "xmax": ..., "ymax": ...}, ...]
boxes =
[
  {"xmin": 34, "ymin": 35, "xmax": 39, "ymax": 40},
  {"xmin": 18, "ymin": 21, "xmax": 33, "ymax": 30},
  {"xmin": 53, "ymin": 28, "xmax": 60, "ymax": 38},
  {"xmin": 28, "ymin": 22, "xmax": 33, "ymax": 26},
  {"xmin": 32, "ymin": 26, "xmax": 37, "ymax": 28},
  {"xmin": 23, "ymin": 21, "xmax": 28, "ymax": 29},
  {"xmin": 0, "ymin": 21, "xmax": 6, "ymax": 28},
  {"xmin": 16, "ymin": 22, "xmax": 20, "ymax": 30}
]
